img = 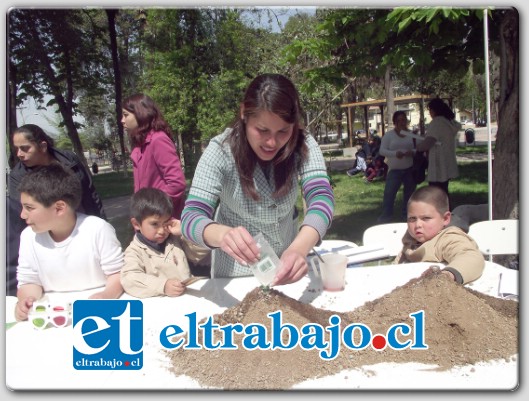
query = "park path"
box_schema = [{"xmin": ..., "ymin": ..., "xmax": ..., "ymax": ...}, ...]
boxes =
[{"xmin": 102, "ymin": 195, "xmax": 131, "ymax": 220}]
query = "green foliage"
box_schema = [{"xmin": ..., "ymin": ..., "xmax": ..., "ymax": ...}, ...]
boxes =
[
  {"xmin": 283, "ymin": 7, "xmax": 499, "ymax": 108},
  {"xmin": 9, "ymin": 7, "xmax": 506, "ymax": 170},
  {"xmin": 196, "ymin": 71, "xmax": 249, "ymax": 140}
]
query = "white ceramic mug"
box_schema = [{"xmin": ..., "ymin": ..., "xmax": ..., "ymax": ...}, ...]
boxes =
[{"xmin": 310, "ymin": 253, "xmax": 348, "ymax": 291}]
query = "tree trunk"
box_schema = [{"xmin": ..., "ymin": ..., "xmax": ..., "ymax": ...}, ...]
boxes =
[
  {"xmin": 106, "ymin": 9, "xmax": 129, "ymax": 178},
  {"xmin": 384, "ymin": 65, "xmax": 394, "ymax": 130},
  {"xmin": 26, "ymin": 19, "xmax": 90, "ymax": 171},
  {"xmin": 8, "ymin": 61, "xmax": 18, "ymax": 169},
  {"xmin": 492, "ymin": 9, "xmax": 518, "ymax": 219}
]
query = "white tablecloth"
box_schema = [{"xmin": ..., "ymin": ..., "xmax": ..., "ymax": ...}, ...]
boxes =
[{"xmin": 5, "ymin": 262, "xmax": 518, "ymax": 390}]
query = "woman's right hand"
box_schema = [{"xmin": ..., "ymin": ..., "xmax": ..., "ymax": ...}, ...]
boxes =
[{"xmin": 218, "ymin": 226, "xmax": 260, "ymax": 266}]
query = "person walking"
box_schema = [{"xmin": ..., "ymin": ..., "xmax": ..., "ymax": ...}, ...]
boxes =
[{"xmin": 122, "ymin": 93, "xmax": 187, "ymax": 218}]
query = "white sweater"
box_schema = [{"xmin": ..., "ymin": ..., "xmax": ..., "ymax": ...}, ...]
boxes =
[
  {"xmin": 379, "ymin": 129, "xmax": 415, "ymax": 171},
  {"xmin": 17, "ymin": 214, "xmax": 123, "ymax": 292}
]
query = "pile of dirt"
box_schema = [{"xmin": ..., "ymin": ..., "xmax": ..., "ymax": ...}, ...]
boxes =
[{"xmin": 167, "ymin": 268, "xmax": 518, "ymax": 390}]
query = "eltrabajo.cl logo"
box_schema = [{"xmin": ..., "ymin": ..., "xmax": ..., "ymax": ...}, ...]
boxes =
[{"xmin": 72, "ymin": 300, "xmax": 143, "ymax": 370}]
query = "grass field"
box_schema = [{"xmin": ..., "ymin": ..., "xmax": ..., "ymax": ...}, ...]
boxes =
[
  {"xmin": 94, "ymin": 160, "xmax": 489, "ymax": 247},
  {"xmin": 323, "ymin": 161, "xmax": 488, "ymax": 245},
  {"xmin": 92, "ymin": 169, "xmax": 134, "ymax": 199}
]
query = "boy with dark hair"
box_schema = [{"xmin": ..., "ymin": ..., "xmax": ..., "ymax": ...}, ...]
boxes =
[
  {"xmin": 14, "ymin": 163, "xmax": 123, "ymax": 321},
  {"xmin": 121, "ymin": 188, "xmax": 210, "ymax": 298},
  {"xmin": 395, "ymin": 186, "xmax": 484, "ymax": 284}
]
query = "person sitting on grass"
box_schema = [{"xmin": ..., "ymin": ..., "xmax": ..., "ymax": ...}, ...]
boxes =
[
  {"xmin": 346, "ymin": 141, "xmax": 370, "ymax": 176},
  {"xmin": 121, "ymin": 188, "xmax": 210, "ymax": 298},
  {"xmin": 15, "ymin": 164, "xmax": 124, "ymax": 322},
  {"xmin": 395, "ymin": 186, "xmax": 485, "ymax": 285},
  {"xmin": 364, "ymin": 155, "xmax": 388, "ymax": 183}
]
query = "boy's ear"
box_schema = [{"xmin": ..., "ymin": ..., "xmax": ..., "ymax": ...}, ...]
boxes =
[
  {"xmin": 54, "ymin": 200, "xmax": 68, "ymax": 215},
  {"xmin": 131, "ymin": 217, "xmax": 141, "ymax": 231},
  {"xmin": 443, "ymin": 211, "xmax": 451, "ymax": 226}
]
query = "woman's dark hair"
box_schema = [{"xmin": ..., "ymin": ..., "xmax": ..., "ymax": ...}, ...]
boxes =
[
  {"xmin": 227, "ymin": 73, "xmax": 308, "ymax": 200},
  {"xmin": 123, "ymin": 94, "xmax": 173, "ymax": 147},
  {"xmin": 427, "ymin": 98, "xmax": 455, "ymax": 120},
  {"xmin": 12, "ymin": 124, "xmax": 55, "ymax": 151}
]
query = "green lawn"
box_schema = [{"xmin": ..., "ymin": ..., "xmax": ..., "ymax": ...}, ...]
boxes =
[
  {"xmin": 92, "ymin": 170, "xmax": 134, "ymax": 199},
  {"xmin": 322, "ymin": 161, "xmax": 488, "ymax": 245},
  {"xmin": 94, "ymin": 161, "xmax": 489, "ymax": 249}
]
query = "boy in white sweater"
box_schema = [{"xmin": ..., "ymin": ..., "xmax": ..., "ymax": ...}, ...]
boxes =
[{"xmin": 15, "ymin": 163, "xmax": 124, "ymax": 321}]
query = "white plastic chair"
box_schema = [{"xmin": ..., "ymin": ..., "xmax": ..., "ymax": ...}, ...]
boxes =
[
  {"xmin": 362, "ymin": 222, "xmax": 408, "ymax": 259},
  {"xmin": 468, "ymin": 219, "xmax": 519, "ymax": 258}
]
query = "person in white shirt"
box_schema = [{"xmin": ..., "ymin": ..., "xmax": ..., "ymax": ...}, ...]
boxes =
[
  {"xmin": 14, "ymin": 163, "xmax": 124, "ymax": 322},
  {"xmin": 377, "ymin": 111, "xmax": 416, "ymax": 223},
  {"xmin": 416, "ymin": 98, "xmax": 461, "ymax": 210}
]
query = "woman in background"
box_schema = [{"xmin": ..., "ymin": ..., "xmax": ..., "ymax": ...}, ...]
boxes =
[
  {"xmin": 7, "ymin": 124, "xmax": 106, "ymax": 295},
  {"xmin": 416, "ymin": 98, "xmax": 460, "ymax": 209},
  {"xmin": 377, "ymin": 111, "xmax": 416, "ymax": 223},
  {"xmin": 122, "ymin": 93, "xmax": 186, "ymax": 218}
]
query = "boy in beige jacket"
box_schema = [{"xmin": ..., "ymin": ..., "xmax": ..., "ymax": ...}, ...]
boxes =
[
  {"xmin": 395, "ymin": 186, "xmax": 484, "ymax": 284},
  {"xmin": 121, "ymin": 188, "xmax": 209, "ymax": 298}
]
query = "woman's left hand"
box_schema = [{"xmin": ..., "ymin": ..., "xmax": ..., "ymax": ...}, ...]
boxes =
[{"xmin": 272, "ymin": 248, "xmax": 308, "ymax": 286}]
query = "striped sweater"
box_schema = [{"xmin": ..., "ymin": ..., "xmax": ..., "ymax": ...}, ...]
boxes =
[{"xmin": 181, "ymin": 129, "xmax": 334, "ymax": 277}]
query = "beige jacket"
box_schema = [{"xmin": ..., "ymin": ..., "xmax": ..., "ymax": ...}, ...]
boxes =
[
  {"xmin": 395, "ymin": 226, "xmax": 484, "ymax": 284},
  {"xmin": 121, "ymin": 234, "xmax": 209, "ymax": 298}
]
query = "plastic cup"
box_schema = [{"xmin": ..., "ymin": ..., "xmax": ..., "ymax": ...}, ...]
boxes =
[
  {"xmin": 310, "ymin": 253, "xmax": 347, "ymax": 291},
  {"xmin": 249, "ymin": 233, "xmax": 282, "ymax": 286}
]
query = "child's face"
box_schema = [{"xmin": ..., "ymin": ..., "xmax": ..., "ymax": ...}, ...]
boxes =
[
  {"xmin": 132, "ymin": 214, "xmax": 172, "ymax": 244},
  {"xmin": 20, "ymin": 193, "xmax": 56, "ymax": 233},
  {"xmin": 406, "ymin": 201, "xmax": 451, "ymax": 243}
]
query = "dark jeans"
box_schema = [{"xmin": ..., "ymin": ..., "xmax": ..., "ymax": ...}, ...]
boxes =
[{"xmin": 378, "ymin": 167, "xmax": 416, "ymax": 223}]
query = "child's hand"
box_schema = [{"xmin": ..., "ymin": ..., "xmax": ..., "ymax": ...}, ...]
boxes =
[
  {"xmin": 165, "ymin": 219, "xmax": 182, "ymax": 236},
  {"xmin": 164, "ymin": 279, "xmax": 185, "ymax": 297},
  {"xmin": 15, "ymin": 297, "xmax": 36, "ymax": 321}
]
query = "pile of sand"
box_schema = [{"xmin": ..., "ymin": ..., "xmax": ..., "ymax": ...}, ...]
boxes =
[{"xmin": 167, "ymin": 268, "xmax": 518, "ymax": 389}]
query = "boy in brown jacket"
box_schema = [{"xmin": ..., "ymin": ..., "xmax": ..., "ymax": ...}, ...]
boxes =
[
  {"xmin": 121, "ymin": 188, "xmax": 209, "ymax": 298},
  {"xmin": 395, "ymin": 186, "xmax": 485, "ymax": 284}
]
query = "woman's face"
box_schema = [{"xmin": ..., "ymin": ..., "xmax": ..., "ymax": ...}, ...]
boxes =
[
  {"xmin": 13, "ymin": 132, "xmax": 49, "ymax": 167},
  {"xmin": 121, "ymin": 109, "xmax": 139, "ymax": 133},
  {"xmin": 244, "ymin": 110, "xmax": 294, "ymax": 161},
  {"xmin": 394, "ymin": 114, "xmax": 408, "ymax": 131}
]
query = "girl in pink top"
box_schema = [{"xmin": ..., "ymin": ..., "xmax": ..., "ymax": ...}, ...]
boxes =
[{"xmin": 122, "ymin": 94, "xmax": 186, "ymax": 218}]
